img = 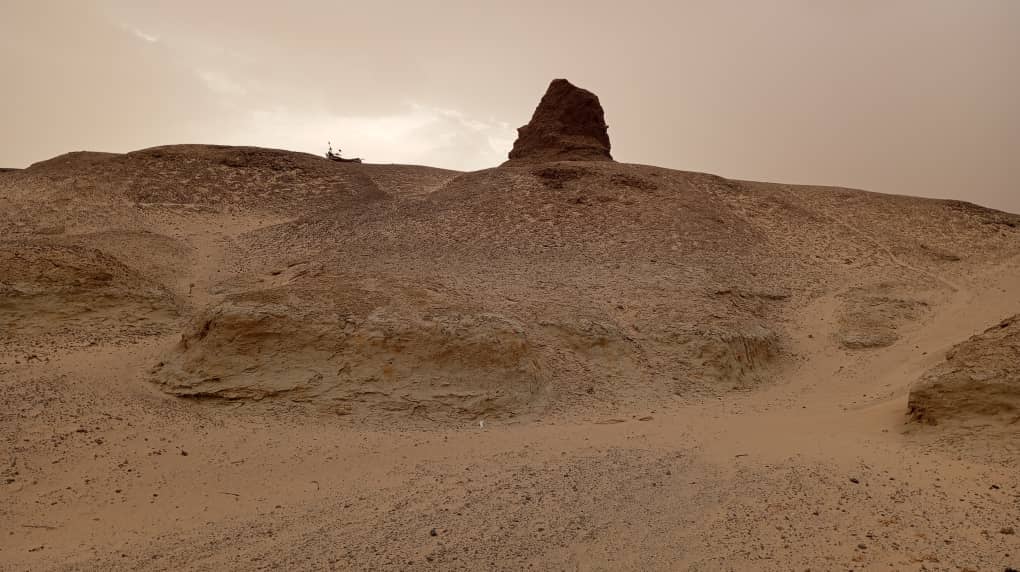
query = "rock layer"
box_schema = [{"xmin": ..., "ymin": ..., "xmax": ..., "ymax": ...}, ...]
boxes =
[
  {"xmin": 152, "ymin": 293, "xmax": 549, "ymax": 422},
  {"xmin": 0, "ymin": 242, "xmax": 178, "ymax": 350},
  {"xmin": 908, "ymin": 315, "xmax": 1020, "ymax": 426}
]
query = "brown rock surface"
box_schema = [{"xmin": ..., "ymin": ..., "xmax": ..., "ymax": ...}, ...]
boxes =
[
  {"xmin": 507, "ymin": 79, "xmax": 613, "ymax": 163},
  {"xmin": 909, "ymin": 315, "xmax": 1020, "ymax": 426}
]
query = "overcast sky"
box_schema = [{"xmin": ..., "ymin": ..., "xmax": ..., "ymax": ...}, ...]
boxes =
[{"xmin": 2, "ymin": 0, "xmax": 1017, "ymax": 212}]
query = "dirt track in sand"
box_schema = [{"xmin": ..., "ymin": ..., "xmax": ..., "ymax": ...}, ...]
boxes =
[{"xmin": 2, "ymin": 143, "xmax": 1019, "ymax": 570}]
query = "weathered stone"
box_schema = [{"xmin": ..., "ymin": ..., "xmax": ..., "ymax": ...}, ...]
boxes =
[{"xmin": 507, "ymin": 79, "xmax": 613, "ymax": 163}]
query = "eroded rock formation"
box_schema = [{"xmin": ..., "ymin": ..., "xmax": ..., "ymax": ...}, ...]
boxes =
[
  {"xmin": 908, "ymin": 315, "xmax": 1020, "ymax": 426},
  {"xmin": 507, "ymin": 79, "xmax": 613, "ymax": 163}
]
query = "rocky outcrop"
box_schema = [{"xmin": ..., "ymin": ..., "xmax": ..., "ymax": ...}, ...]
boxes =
[
  {"xmin": 507, "ymin": 79, "xmax": 613, "ymax": 163},
  {"xmin": 152, "ymin": 295, "xmax": 549, "ymax": 422},
  {"xmin": 0, "ymin": 242, "xmax": 178, "ymax": 350},
  {"xmin": 836, "ymin": 285, "xmax": 931, "ymax": 350},
  {"xmin": 908, "ymin": 315, "xmax": 1020, "ymax": 426}
]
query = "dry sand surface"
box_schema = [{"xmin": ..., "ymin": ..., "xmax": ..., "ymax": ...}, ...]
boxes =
[{"xmin": 2, "ymin": 81, "xmax": 1020, "ymax": 571}]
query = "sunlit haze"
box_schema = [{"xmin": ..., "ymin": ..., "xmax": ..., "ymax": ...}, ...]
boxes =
[{"xmin": 2, "ymin": 0, "xmax": 1017, "ymax": 212}]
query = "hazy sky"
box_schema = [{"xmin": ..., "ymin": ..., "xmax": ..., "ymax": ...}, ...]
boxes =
[{"xmin": 2, "ymin": 0, "xmax": 1018, "ymax": 212}]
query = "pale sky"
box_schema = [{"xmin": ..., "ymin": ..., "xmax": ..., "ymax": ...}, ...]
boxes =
[{"xmin": 2, "ymin": 0, "xmax": 1018, "ymax": 212}]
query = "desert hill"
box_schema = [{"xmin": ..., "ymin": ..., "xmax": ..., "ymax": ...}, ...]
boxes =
[
  {"xmin": 6, "ymin": 142, "xmax": 1018, "ymax": 423},
  {"xmin": 2, "ymin": 79, "xmax": 1019, "ymax": 570},
  {"xmin": 6, "ymin": 138, "xmax": 1018, "ymax": 422}
]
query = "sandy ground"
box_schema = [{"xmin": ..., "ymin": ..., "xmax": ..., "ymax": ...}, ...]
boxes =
[{"xmin": 3, "ymin": 224, "xmax": 1018, "ymax": 571}]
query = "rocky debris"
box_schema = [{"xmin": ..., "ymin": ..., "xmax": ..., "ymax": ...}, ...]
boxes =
[
  {"xmin": 908, "ymin": 315, "xmax": 1020, "ymax": 426},
  {"xmin": 507, "ymin": 79, "xmax": 613, "ymax": 163}
]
